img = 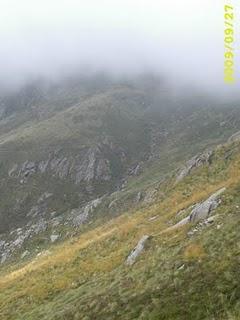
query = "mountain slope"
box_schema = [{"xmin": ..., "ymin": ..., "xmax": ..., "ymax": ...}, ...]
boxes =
[
  {"xmin": 0, "ymin": 133, "xmax": 240, "ymax": 320},
  {"xmin": 0, "ymin": 77, "xmax": 240, "ymax": 239}
]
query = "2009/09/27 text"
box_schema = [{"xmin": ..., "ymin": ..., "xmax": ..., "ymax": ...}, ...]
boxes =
[{"xmin": 224, "ymin": 4, "xmax": 235, "ymax": 84}]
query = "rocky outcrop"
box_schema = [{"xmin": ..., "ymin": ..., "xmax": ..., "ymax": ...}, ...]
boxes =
[
  {"xmin": 176, "ymin": 150, "xmax": 213, "ymax": 182},
  {"xmin": 126, "ymin": 235, "xmax": 150, "ymax": 266},
  {"xmin": 8, "ymin": 144, "xmax": 122, "ymax": 188},
  {"xmin": 143, "ymin": 189, "xmax": 158, "ymax": 204},
  {"xmin": 172, "ymin": 188, "xmax": 226, "ymax": 229},
  {"xmin": 0, "ymin": 218, "xmax": 47, "ymax": 264},
  {"xmin": 74, "ymin": 147, "xmax": 111, "ymax": 184},
  {"xmin": 188, "ymin": 215, "xmax": 220, "ymax": 236},
  {"xmin": 128, "ymin": 163, "xmax": 142, "ymax": 176},
  {"xmin": 0, "ymin": 193, "xmax": 104, "ymax": 264},
  {"xmin": 189, "ymin": 188, "xmax": 226, "ymax": 223}
]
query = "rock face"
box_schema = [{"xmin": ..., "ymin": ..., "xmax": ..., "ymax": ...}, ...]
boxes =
[
  {"xmin": 189, "ymin": 188, "xmax": 226, "ymax": 223},
  {"xmin": 126, "ymin": 235, "xmax": 150, "ymax": 266},
  {"xmin": 0, "ymin": 195, "xmax": 104, "ymax": 264},
  {"xmin": 74, "ymin": 147, "xmax": 111, "ymax": 184},
  {"xmin": 7, "ymin": 142, "xmax": 125, "ymax": 189},
  {"xmin": 0, "ymin": 218, "xmax": 48, "ymax": 264},
  {"xmin": 176, "ymin": 150, "xmax": 213, "ymax": 182}
]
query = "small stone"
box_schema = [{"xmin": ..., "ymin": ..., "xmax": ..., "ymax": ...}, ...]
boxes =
[
  {"xmin": 177, "ymin": 264, "xmax": 185, "ymax": 270},
  {"xmin": 50, "ymin": 234, "xmax": 60, "ymax": 243},
  {"xmin": 148, "ymin": 216, "xmax": 158, "ymax": 221},
  {"xmin": 21, "ymin": 250, "xmax": 30, "ymax": 259},
  {"xmin": 206, "ymin": 217, "xmax": 214, "ymax": 224}
]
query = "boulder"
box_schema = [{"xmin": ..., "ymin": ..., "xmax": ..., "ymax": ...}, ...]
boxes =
[
  {"xmin": 126, "ymin": 235, "xmax": 150, "ymax": 266},
  {"xmin": 189, "ymin": 188, "xmax": 226, "ymax": 223}
]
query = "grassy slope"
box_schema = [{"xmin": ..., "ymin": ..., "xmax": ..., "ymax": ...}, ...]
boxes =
[{"xmin": 0, "ymin": 140, "xmax": 239, "ymax": 320}]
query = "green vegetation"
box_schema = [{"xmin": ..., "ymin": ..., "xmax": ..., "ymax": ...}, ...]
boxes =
[{"xmin": 0, "ymin": 139, "xmax": 239, "ymax": 320}]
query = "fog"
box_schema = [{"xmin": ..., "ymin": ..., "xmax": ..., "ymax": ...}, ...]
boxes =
[{"xmin": 0, "ymin": 0, "xmax": 238, "ymax": 94}]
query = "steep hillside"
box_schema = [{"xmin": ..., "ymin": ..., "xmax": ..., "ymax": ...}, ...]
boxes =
[
  {"xmin": 0, "ymin": 76, "xmax": 240, "ymax": 265},
  {"xmin": 0, "ymin": 132, "xmax": 240, "ymax": 320}
]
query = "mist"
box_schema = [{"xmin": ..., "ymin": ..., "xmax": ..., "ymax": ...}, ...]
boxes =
[{"xmin": 0, "ymin": 0, "xmax": 238, "ymax": 94}]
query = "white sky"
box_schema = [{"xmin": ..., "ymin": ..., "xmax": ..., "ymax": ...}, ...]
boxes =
[{"xmin": 0, "ymin": 0, "xmax": 238, "ymax": 90}]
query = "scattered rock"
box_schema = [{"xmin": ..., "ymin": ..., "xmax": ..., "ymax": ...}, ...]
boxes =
[
  {"xmin": 37, "ymin": 192, "xmax": 53, "ymax": 204},
  {"xmin": 70, "ymin": 197, "xmax": 102, "ymax": 227},
  {"xmin": 143, "ymin": 189, "xmax": 158, "ymax": 204},
  {"xmin": 36, "ymin": 250, "xmax": 51, "ymax": 258}
]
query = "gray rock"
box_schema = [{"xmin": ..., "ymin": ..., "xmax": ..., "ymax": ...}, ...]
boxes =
[
  {"xmin": 70, "ymin": 197, "xmax": 102, "ymax": 227},
  {"xmin": 228, "ymin": 131, "xmax": 240, "ymax": 143},
  {"xmin": 21, "ymin": 250, "xmax": 30, "ymax": 259},
  {"xmin": 176, "ymin": 150, "xmax": 212, "ymax": 182},
  {"xmin": 189, "ymin": 188, "xmax": 226, "ymax": 223},
  {"xmin": 1, "ymin": 252, "xmax": 8, "ymax": 264},
  {"xmin": 36, "ymin": 250, "xmax": 51, "ymax": 258},
  {"xmin": 75, "ymin": 148, "xmax": 97, "ymax": 183},
  {"xmin": 27, "ymin": 204, "xmax": 47, "ymax": 217},
  {"xmin": 148, "ymin": 216, "xmax": 158, "ymax": 221},
  {"xmin": 21, "ymin": 161, "xmax": 36, "ymax": 177},
  {"xmin": 96, "ymin": 158, "xmax": 111, "ymax": 181},
  {"xmin": 51, "ymin": 217, "xmax": 62, "ymax": 227},
  {"xmin": 37, "ymin": 192, "xmax": 53, "ymax": 204},
  {"xmin": 38, "ymin": 159, "xmax": 49, "ymax": 173},
  {"xmin": 128, "ymin": 164, "xmax": 142, "ymax": 176},
  {"xmin": 50, "ymin": 234, "xmax": 60, "ymax": 243},
  {"xmin": 126, "ymin": 235, "xmax": 150, "ymax": 266},
  {"xmin": 8, "ymin": 164, "xmax": 18, "ymax": 177},
  {"xmin": 174, "ymin": 216, "xmax": 190, "ymax": 227},
  {"xmin": 136, "ymin": 192, "xmax": 143, "ymax": 202},
  {"xmin": 143, "ymin": 189, "xmax": 157, "ymax": 204},
  {"xmin": 108, "ymin": 199, "xmax": 118, "ymax": 209},
  {"xmin": 31, "ymin": 219, "xmax": 47, "ymax": 234}
]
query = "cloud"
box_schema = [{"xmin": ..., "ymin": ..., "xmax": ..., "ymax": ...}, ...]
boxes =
[{"xmin": 0, "ymin": 0, "xmax": 236, "ymax": 92}]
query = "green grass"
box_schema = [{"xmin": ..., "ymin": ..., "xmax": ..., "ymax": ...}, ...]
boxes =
[{"xmin": 0, "ymin": 139, "xmax": 240, "ymax": 320}]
